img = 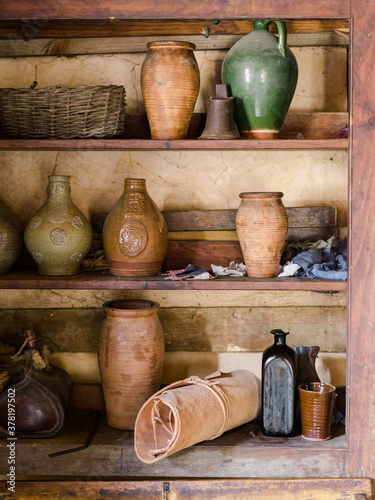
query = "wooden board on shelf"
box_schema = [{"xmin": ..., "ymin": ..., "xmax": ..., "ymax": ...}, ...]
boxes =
[
  {"xmin": 0, "ymin": 1, "xmax": 350, "ymax": 22},
  {"xmin": 0, "ymin": 33, "xmax": 348, "ymax": 57},
  {"xmin": 0, "ymin": 410, "xmax": 347, "ymax": 478},
  {"xmin": 0, "ymin": 113, "xmax": 348, "ymax": 150},
  {"xmin": 0, "ymin": 305, "xmax": 346, "ymax": 354},
  {"xmin": 0, "ymin": 206, "xmax": 345, "ymax": 290},
  {"xmin": 0, "ymin": 19, "xmax": 350, "ymax": 40},
  {"xmin": 0, "ymin": 272, "xmax": 347, "ymax": 291},
  {"xmin": 91, "ymin": 206, "xmax": 340, "ymax": 271},
  {"xmin": 0, "ymin": 478, "xmax": 370, "ymax": 499}
]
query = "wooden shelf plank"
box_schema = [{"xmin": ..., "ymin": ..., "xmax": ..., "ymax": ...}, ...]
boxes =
[
  {"xmin": 0, "ymin": 0, "xmax": 350, "ymax": 22},
  {"xmin": 0, "ymin": 411, "xmax": 347, "ymax": 478},
  {"xmin": 0, "ymin": 113, "xmax": 348, "ymax": 150},
  {"xmin": 0, "ymin": 271, "xmax": 347, "ymax": 291},
  {"xmin": 0, "ymin": 479, "xmax": 371, "ymax": 499},
  {"xmin": 0, "ymin": 138, "xmax": 348, "ymax": 151},
  {"xmin": 0, "ymin": 20, "xmax": 350, "ymax": 40}
]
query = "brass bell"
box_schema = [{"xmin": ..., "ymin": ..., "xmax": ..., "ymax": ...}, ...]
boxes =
[{"xmin": 199, "ymin": 96, "xmax": 240, "ymax": 140}]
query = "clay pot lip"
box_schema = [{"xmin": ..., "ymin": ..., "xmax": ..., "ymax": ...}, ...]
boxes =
[
  {"xmin": 103, "ymin": 299, "xmax": 160, "ymax": 312},
  {"xmin": 298, "ymin": 382, "xmax": 336, "ymax": 394},
  {"xmin": 239, "ymin": 192, "xmax": 284, "ymax": 199},
  {"xmin": 146, "ymin": 41, "xmax": 196, "ymax": 50}
]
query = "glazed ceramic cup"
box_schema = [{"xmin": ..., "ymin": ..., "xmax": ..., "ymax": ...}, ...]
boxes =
[{"xmin": 298, "ymin": 382, "xmax": 336, "ymax": 441}]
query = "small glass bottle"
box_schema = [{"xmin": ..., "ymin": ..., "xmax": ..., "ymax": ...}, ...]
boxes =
[{"xmin": 262, "ymin": 329, "xmax": 297, "ymax": 437}]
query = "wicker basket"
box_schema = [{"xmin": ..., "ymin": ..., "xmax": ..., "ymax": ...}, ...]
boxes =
[{"xmin": 0, "ymin": 85, "xmax": 126, "ymax": 139}]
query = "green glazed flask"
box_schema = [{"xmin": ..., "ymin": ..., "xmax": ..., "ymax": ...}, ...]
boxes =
[{"xmin": 222, "ymin": 20, "xmax": 298, "ymax": 139}]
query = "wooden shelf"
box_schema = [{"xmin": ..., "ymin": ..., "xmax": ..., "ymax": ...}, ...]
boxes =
[
  {"xmin": 0, "ymin": 410, "xmax": 347, "ymax": 478},
  {"xmin": 0, "ymin": 113, "xmax": 348, "ymax": 151},
  {"xmin": 0, "ymin": 271, "xmax": 347, "ymax": 291},
  {"xmin": 0, "ymin": 138, "xmax": 348, "ymax": 151},
  {"xmin": 0, "ymin": 0, "xmax": 350, "ymax": 22}
]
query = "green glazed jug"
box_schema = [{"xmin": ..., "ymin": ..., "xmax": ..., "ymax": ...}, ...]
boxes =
[{"xmin": 222, "ymin": 20, "xmax": 298, "ymax": 139}]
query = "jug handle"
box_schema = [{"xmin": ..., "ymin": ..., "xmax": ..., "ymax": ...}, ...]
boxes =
[{"xmin": 253, "ymin": 20, "xmax": 287, "ymax": 58}]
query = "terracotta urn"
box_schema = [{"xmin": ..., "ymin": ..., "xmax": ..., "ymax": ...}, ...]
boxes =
[
  {"xmin": 98, "ymin": 299, "xmax": 165, "ymax": 430},
  {"xmin": 222, "ymin": 20, "xmax": 298, "ymax": 139},
  {"xmin": 236, "ymin": 192, "xmax": 288, "ymax": 277},
  {"xmin": 0, "ymin": 199, "xmax": 22, "ymax": 274},
  {"xmin": 141, "ymin": 41, "xmax": 200, "ymax": 139},
  {"xmin": 24, "ymin": 175, "xmax": 93, "ymax": 275},
  {"xmin": 102, "ymin": 178, "xmax": 168, "ymax": 277}
]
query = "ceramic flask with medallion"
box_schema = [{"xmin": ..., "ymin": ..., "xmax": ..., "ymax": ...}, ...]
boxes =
[
  {"xmin": 24, "ymin": 175, "xmax": 93, "ymax": 275},
  {"xmin": 102, "ymin": 178, "xmax": 168, "ymax": 276}
]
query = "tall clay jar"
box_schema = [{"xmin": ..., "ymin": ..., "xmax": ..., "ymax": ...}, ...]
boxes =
[
  {"xmin": 98, "ymin": 299, "xmax": 165, "ymax": 430},
  {"xmin": 102, "ymin": 178, "xmax": 168, "ymax": 277},
  {"xmin": 0, "ymin": 199, "xmax": 23, "ymax": 274},
  {"xmin": 236, "ymin": 192, "xmax": 288, "ymax": 277},
  {"xmin": 24, "ymin": 175, "xmax": 93, "ymax": 275},
  {"xmin": 141, "ymin": 41, "xmax": 200, "ymax": 139}
]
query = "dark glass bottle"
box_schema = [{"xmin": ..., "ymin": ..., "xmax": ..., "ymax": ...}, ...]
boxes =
[{"xmin": 262, "ymin": 329, "xmax": 297, "ymax": 437}]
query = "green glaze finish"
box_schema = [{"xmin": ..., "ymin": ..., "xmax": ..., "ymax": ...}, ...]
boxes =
[
  {"xmin": 24, "ymin": 175, "xmax": 93, "ymax": 276},
  {"xmin": 222, "ymin": 20, "xmax": 298, "ymax": 138}
]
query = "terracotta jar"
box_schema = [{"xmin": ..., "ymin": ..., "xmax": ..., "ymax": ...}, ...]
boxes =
[
  {"xmin": 0, "ymin": 198, "xmax": 22, "ymax": 274},
  {"xmin": 102, "ymin": 178, "xmax": 168, "ymax": 277},
  {"xmin": 24, "ymin": 175, "xmax": 93, "ymax": 275},
  {"xmin": 141, "ymin": 41, "xmax": 200, "ymax": 139},
  {"xmin": 98, "ymin": 299, "xmax": 165, "ymax": 430},
  {"xmin": 236, "ymin": 192, "xmax": 288, "ymax": 277}
]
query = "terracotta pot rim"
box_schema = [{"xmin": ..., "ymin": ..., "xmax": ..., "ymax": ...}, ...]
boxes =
[
  {"xmin": 239, "ymin": 192, "xmax": 284, "ymax": 199},
  {"xmin": 298, "ymin": 382, "xmax": 336, "ymax": 393},
  {"xmin": 103, "ymin": 299, "xmax": 160, "ymax": 312},
  {"xmin": 146, "ymin": 40, "xmax": 196, "ymax": 50}
]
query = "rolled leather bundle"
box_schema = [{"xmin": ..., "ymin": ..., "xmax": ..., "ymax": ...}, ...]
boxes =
[{"xmin": 134, "ymin": 369, "xmax": 261, "ymax": 463}]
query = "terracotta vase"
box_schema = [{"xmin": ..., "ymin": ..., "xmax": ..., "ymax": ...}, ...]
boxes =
[
  {"xmin": 141, "ymin": 41, "xmax": 200, "ymax": 139},
  {"xmin": 0, "ymin": 199, "xmax": 22, "ymax": 274},
  {"xmin": 222, "ymin": 20, "xmax": 298, "ymax": 139},
  {"xmin": 24, "ymin": 175, "xmax": 93, "ymax": 275},
  {"xmin": 236, "ymin": 192, "xmax": 288, "ymax": 277},
  {"xmin": 102, "ymin": 178, "xmax": 168, "ymax": 277},
  {"xmin": 98, "ymin": 299, "xmax": 165, "ymax": 430},
  {"xmin": 298, "ymin": 382, "xmax": 336, "ymax": 441}
]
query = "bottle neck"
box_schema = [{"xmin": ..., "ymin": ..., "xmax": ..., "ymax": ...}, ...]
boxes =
[
  {"xmin": 274, "ymin": 335, "xmax": 287, "ymax": 346},
  {"xmin": 270, "ymin": 329, "xmax": 289, "ymax": 346},
  {"xmin": 125, "ymin": 178, "xmax": 147, "ymax": 193},
  {"xmin": 47, "ymin": 176, "xmax": 71, "ymax": 200}
]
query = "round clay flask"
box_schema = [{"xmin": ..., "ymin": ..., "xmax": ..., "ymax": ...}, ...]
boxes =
[
  {"xmin": 0, "ymin": 199, "xmax": 22, "ymax": 274},
  {"xmin": 24, "ymin": 175, "xmax": 93, "ymax": 275},
  {"xmin": 222, "ymin": 20, "xmax": 298, "ymax": 139},
  {"xmin": 141, "ymin": 41, "xmax": 200, "ymax": 139},
  {"xmin": 236, "ymin": 192, "xmax": 288, "ymax": 277},
  {"xmin": 102, "ymin": 178, "xmax": 168, "ymax": 277},
  {"xmin": 98, "ymin": 299, "xmax": 165, "ymax": 430}
]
